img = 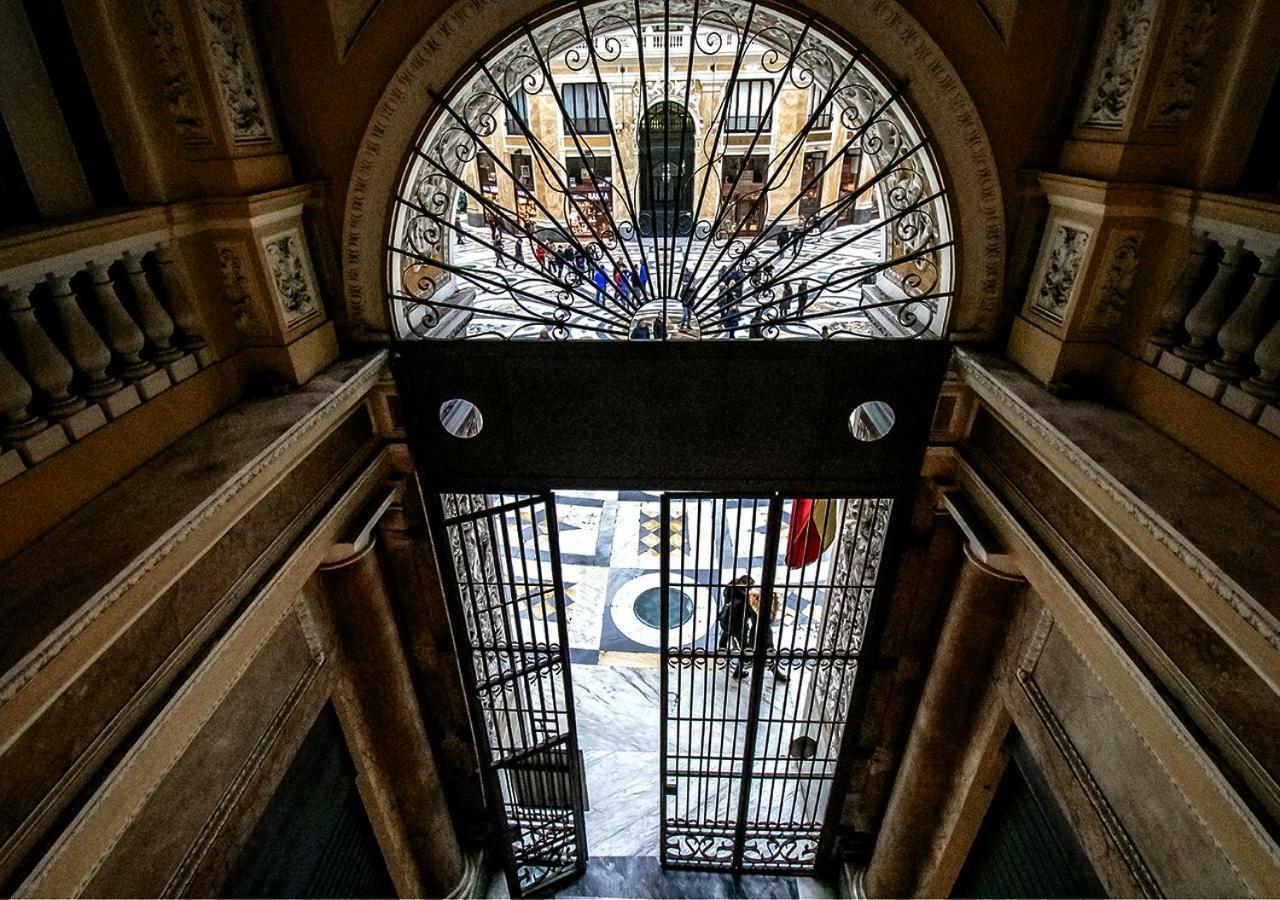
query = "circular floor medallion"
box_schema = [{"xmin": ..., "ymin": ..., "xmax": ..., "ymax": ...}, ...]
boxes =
[{"xmin": 633, "ymin": 587, "xmax": 694, "ymax": 629}]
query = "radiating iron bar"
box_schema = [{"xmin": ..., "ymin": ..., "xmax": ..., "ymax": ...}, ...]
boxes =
[
  {"xmin": 389, "ymin": 290, "xmax": 626, "ymax": 340},
  {"xmin": 683, "ymin": 45, "xmax": 865, "ymax": 302},
  {"xmin": 696, "ymin": 187, "xmax": 947, "ymax": 324},
  {"xmin": 660, "ymin": 0, "xmax": 697, "ymax": 316},
  {"xmin": 681, "ymin": 15, "xmax": 814, "ymax": 298},
  {"xmin": 407, "ymin": 143, "xmax": 584, "ymax": 283},
  {"xmin": 572, "ymin": 0, "xmax": 659, "ymax": 310},
  {"xmin": 684, "ymin": 65, "xmax": 893, "ymax": 306},
  {"xmin": 675, "ymin": 0, "xmax": 761, "ymax": 303},
  {"xmin": 429, "ymin": 83, "xmax": 638, "ymax": 319},
  {"xmin": 700, "ymin": 288, "xmax": 955, "ymax": 337},
  {"xmin": 690, "ymin": 133, "xmax": 931, "ymax": 316},
  {"xmin": 732, "ymin": 494, "xmax": 784, "ymax": 868},
  {"xmin": 700, "ymin": 231, "xmax": 953, "ymax": 327},
  {"xmin": 391, "ymin": 196, "xmax": 633, "ymax": 329},
  {"xmin": 633, "ymin": 0, "xmax": 663, "ymax": 311},
  {"xmin": 399, "ymin": 156, "xmax": 635, "ymax": 331},
  {"xmin": 513, "ymin": 25, "xmax": 655, "ymax": 312}
]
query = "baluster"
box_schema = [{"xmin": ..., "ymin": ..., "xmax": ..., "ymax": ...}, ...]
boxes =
[
  {"xmin": 1207, "ymin": 250, "xmax": 1279, "ymax": 381},
  {"xmin": 1243, "ymin": 317, "xmax": 1280, "ymax": 401},
  {"xmin": 1174, "ymin": 238, "xmax": 1246, "ymax": 363},
  {"xmin": 4, "ymin": 285, "xmax": 83, "ymax": 418},
  {"xmin": 154, "ymin": 241, "xmax": 209, "ymax": 353},
  {"xmin": 44, "ymin": 272, "xmax": 121, "ymax": 399},
  {"xmin": 84, "ymin": 260, "xmax": 153, "ymax": 381},
  {"xmin": 121, "ymin": 250, "xmax": 181, "ymax": 364},
  {"xmin": 1151, "ymin": 232, "xmax": 1214, "ymax": 348},
  {"xmin": 0, "ymin": 343, "xmax": 44, "ymax": 443}
]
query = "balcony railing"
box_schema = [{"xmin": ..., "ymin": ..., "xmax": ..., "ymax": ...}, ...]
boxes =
[{"xmin": 0, "ymin": 210, "xmax": 212, "ymax": 483}]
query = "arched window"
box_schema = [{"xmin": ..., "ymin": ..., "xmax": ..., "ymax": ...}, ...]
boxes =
[{"xmin": 388, "ymin": 0, "xmax": 954, "ymax": 341}]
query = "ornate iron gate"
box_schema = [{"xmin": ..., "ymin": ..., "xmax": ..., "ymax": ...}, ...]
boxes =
[
  {"xmin": 429, "ymin": 493, "xmax": 588, "ymax": 897},
  {"xmin": 659, "ymin": 492, "xmax": 896, "ymax": 873}
]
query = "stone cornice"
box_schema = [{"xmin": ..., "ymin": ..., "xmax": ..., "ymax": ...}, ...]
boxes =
[
  {"xmin": 0, "ymin": 351, "xmax": 388, "ymax": 708},
  {"xmin": 954, "ymin": 348, "xmax": 1280, "ymax": 660}
]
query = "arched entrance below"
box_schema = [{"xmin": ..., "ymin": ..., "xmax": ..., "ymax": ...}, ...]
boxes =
[{"xmin": 638, "ymin": 101, "xmax": 696, "ymax": 238}]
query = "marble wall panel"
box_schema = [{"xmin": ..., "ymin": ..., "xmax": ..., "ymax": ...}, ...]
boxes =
[
  {"xmin": 0, "ymin": 413, "xmax": 375, "ymax": 886},
  {"xmin": 81, "ymin": 610, "xmax": 322, "ymax": 896},
  {"xmin": 965, "ymin": 408, "xmax": 1280, "ymax": 816},
  {"xmin": 1031, "ymin": 625, "xmax": 1248, "ymax": 896}
]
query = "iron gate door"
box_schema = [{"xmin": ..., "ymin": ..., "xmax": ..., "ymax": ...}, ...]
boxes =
[
  {"xmin": 659, "ymin": 491, "xmax": 897, "ymax": 873},
  {"xmin": 428, "ymin": 492, "xmax": 588, "ymax": 897}
]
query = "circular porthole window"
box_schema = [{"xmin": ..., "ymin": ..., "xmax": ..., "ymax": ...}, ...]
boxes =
[
  {"xmin": 439, "ymin": 398, "xmax": 484, "ymax": 438},
  {"xmin": 848, "ymin": 400, "xmax": 895, "ymax": 442}
]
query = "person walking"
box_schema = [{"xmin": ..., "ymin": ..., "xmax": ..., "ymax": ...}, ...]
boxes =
[
  {"xmin": 514, "ymin": 236, "xmax": 525, "ymax": 267},
  {"xmin": 797, "ymin": 280, "xmax": 810, "ymax": 315},
  {"xmin": 717, "ymin": 576, "xmax": 753, "ymax": 678},
  {"xmin": 614, "ymin": 264, "xmax": 627, "ymax": 301},
  {"xmin": 791, "ymin": 223, "xmax": 805, "ymax": 257},
  {"xmin": 455, "ymin": 213, "xmax": 467, "ymax": 245},
  {"xmin": 488, "ymin": 219, "xmax": 500, "ymax": 243},
  {"xmin": 535, "ymin": 242, "xmax": 547, "ymax": 271},
  {"xmin": 653, "ymin": 316, "xmax": 667, "ymax": 340},
  {"xmin": 630, "ymin": 318, "xmax": 651, "ymax": 340},
  {"xmin": 748, "ymin": 305, "xmax": 765, "ymax": 338},
  {"xmin": 776, "ymin": 226, "xmax": 790, "ymax": 256},
  {"xmin": 726, "ymin": 301, "xmax": 742, "ymax": 339},
  {"xmin": 493, "ymin": 232, "xmax": 507, "ymax": 269},
  {"xmin": 592, "ymin": 266, "xmax": 609, "ymax": 306},
  {"xmin": 780, "ymin": 281, "xmax": 794, "ymax": 317},
  {"xmin": 680, "ymin": 287, "xmax": 695, "ymax": 329}
]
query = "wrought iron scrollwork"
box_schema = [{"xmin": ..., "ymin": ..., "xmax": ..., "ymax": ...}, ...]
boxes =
[{"xmin": 387, "ymin": 0, "xmax": 953, "ymax": 340}]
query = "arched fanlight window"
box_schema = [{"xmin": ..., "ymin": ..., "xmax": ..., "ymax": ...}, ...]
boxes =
[{"xmin": 387, "ymin": 0, "xmax": 954, "ymax": 341}]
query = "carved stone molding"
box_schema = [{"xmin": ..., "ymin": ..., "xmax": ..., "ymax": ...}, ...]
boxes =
[
  {"xmin": 1078, "ymin": 0, "xmax": 1157, "ymax": 129},
  {"xmin": 340, "ymin": 0, "xmax": 1005, "ymax": 340},
  {"xmin": 1085, "ymin": 230, "xmax": 1143, "ymax": 331},
  {"xmin": 953, "ymin": 348, "xmax": 1280, "ymax": 654},
  {"xmin": 1148, "ymin": 0, "xmax": 1217, "ymax": 128},
  {"xmin": 262, "ymin": 230, "xmax": 323, "ymax": 330},
  {"xmin": 1017, "ymin": 664, "xmax": 1160, "ymax": 896},
  {"xmin": 196, "ymin": 0, "xmax": 275, "ymax": 144},
  {"xmin": 215, "ymin": 241, "xmax": 265, "ymax": 337},
  {"xmin": 142, "ymin": 0, "xmax": 213, "ymax": 146},
  {"xmin": 1030, "ymin": 223, "xmax": 1092, "ymax": 323}
]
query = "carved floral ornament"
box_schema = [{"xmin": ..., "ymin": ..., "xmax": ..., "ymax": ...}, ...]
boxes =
[
  {"xmin": 262, "ymin": 230, "xmax": 322, "ymax": 329},
  {"xmin": 196, "ymin": 0, "xmax": 274, "ymax": 143},
  {"xmin": 341, "ymin": 0, "xmax": 1005, "ymax": 340},
  {"xmin": 1079, "ymin": 0, "xmax": 1157, "ymax": 129},
  {"xmin": 1086, "ymin": 231, "xmax": 1143, "ymax": 331},
  {"xmin": 1031, "ymin": 223, "xmax": 1092, "ymax": 323}
]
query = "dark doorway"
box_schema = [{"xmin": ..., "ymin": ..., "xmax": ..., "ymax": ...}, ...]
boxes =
[
  {"xmin": 639, "ymin": 101, "xmax": 696, "ymax": 237},
  {"xmin": 952, "ymin": 739, "xmax": 1105, "ymax": 899},
  {"xmin": 222, "ymin": 705, "xmax": 395, "ymax": 899}
]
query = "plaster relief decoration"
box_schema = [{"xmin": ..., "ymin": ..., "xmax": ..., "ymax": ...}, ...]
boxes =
[
  {"xmin": 216, "ymin": 242, "xmax": 265, "ymax": 336},
  {"xmin": 262, "ymin": 230, "xmax": 322, "ymax": 330},
  {"xmin": 197, "ymin": 0, "xmax": 274, "ymax": 143},
  {"xmin": 1086, "ymin": 231, "xmax": 1143, "ymax": 331},
  {"xmin": 142, "ymin": 0, "xmax": 212, "ymax": 145},
  {"xmin": 1079, "ymin": 0, "xmax": 1157, "ymax": 129},
  {"xmin": 1031, "ymin": 223, "xmax": 1092, "ymax": 322},
  {"xmin": 1148, "ymin": 0, "xmax": 1217, "ymax": 127}
]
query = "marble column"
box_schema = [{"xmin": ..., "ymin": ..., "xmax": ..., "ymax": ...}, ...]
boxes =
[
  {"xmin": 864, "ymin": 541, "xmax": 1023, "ymax": 899},
  {"xmin": 320, "ymin": 531, "xmax": 466, "ymax": 898},
  {"xmin": 377, "ymin": 502, "xmax": 488, "ymax": 831}
]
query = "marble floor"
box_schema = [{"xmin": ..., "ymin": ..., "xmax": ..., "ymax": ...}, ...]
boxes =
[{"xmin": 481, "ymin": 490, "xmax": 840, "ymax": 898}]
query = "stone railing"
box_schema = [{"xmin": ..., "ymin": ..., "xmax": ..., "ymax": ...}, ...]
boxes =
[
  {"xmin": 0, "ymin": 213, "xmax": 213, "ymax": 486},
  {"xmin": 1144, "ymin": 218, "xmax": 1280, "ymax": 438}
]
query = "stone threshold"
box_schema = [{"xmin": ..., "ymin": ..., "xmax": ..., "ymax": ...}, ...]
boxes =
[
  {"xmin": 954, "ymin": 348, "xmax": 1280, "ymax": 656},
  {"xmin": 0, "ymin": 350, "xmax": 388, "ymax": 699}
]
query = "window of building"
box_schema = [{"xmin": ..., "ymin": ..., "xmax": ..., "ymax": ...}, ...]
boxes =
[
  {"xmin": 565, "ymin": 155, "xmax": 614, "ymax": 238},
  {"xmin": 564, "ymin": 83, "xmax": 610, "ymax": 134},
  {"xmin": 809, "ymin": 87, "xmax": 833, "ymax": 130},
  {"xmin": 510, "ymin": 150, "xmax": 537, "ymax": 226},
  {"xmin": 727, "ymin": 80, "xmax": 773, "ymax": 133},
  {"xmin": 799, "ymin": 151, "xmax": 825, "ymax": 224},
  {"xmin": 720, "ymin": 153, "xmax": 770, "ymax": 233},
  {"xmin": 475, "ymin": 151, "xmax": 500, "ymax": 223},
  {"xmin": 506, "ymin": 91, "xmax": 529, "ymax": 135}
]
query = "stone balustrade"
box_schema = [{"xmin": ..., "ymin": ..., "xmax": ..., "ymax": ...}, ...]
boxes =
[
  {"xmin": 1146, "ymin": 226, "xmax": 1280, "ymax": 438},
  {"xmin": 0, "ymin": 226, "xmax": 212, "ymax": 485}
]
